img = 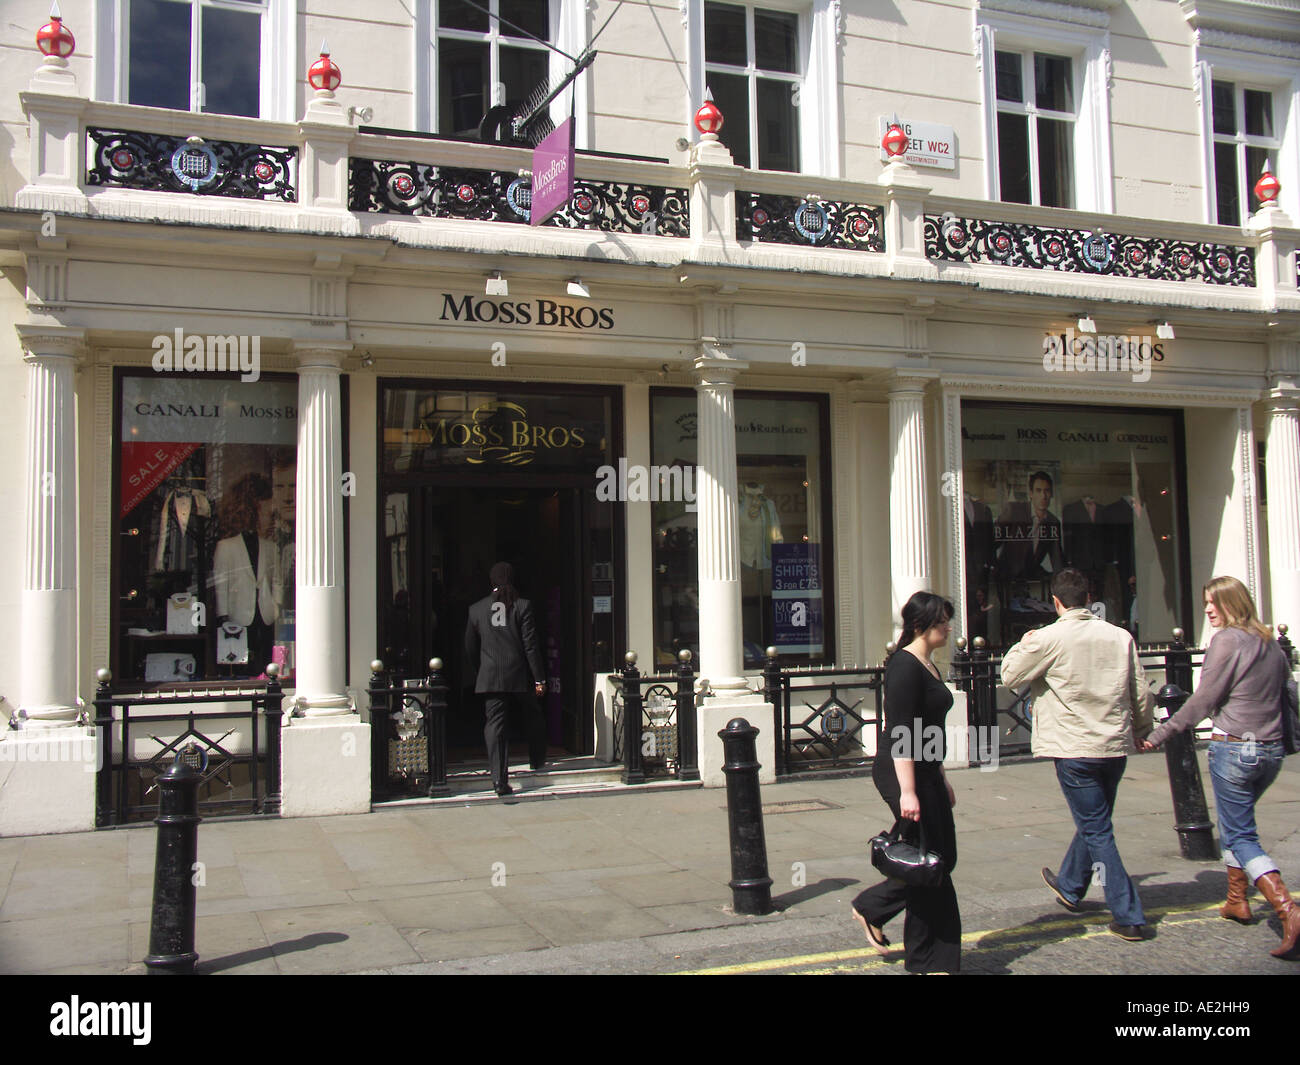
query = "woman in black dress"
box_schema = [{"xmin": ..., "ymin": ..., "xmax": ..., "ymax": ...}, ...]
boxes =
[{"xmin": 851, "ymin": 591, "xmax": 960, "ymax": 973}]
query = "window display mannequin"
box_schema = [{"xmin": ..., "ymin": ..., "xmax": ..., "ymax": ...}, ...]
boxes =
[
  {"xmin": 738, "ymin": 481, "xmax": 783, "ymax": 654},
  {"xmin": 211, "ymin": 473, "xmax": 281, "ymax": 674},
  {"xmin": 150, "ymin": 473, "xmax": 212, "ymax": 597}
]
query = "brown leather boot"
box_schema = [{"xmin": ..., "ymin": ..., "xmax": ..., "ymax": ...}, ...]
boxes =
[
  {"xmin": 1254, "ymin": 871, "xmax": 1300, "ymax": 958},
  {"xmin": 1220, "ymin": 865, "xmax": 1252, "ymax": 923}
]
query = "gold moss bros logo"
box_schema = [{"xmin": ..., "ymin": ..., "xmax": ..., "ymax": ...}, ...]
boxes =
[{"xmin": 417, "ymin": 400, "xmax": 588, "ymax": 466}]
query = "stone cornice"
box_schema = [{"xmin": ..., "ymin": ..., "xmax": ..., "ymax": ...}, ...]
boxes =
[
  {"xmin": 978, "ymin": 0, "xmax": 1115, "ymax": 28},
  {"xmin": 15, "ymin": 324, "xmax": 87, "ymax": 360},
  {"xmin": 1182, "ymin": 0, "xmax": 1300, "ymax": 48}
]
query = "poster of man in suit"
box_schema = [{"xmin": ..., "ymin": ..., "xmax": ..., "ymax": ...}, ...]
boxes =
[{"xmin": 994, "ymin": 464, "xmax": 1064, "ymax": 582}]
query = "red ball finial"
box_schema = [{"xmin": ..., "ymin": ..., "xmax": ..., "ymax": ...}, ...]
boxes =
[
  {"xmin": 1254, "ymin": 164, "xmax": 1280, "ymax": 207},
  {"xmin": 882, "ymin": 123, "xmax": 908, "ymax": 158},
  {"xmin": 308, "ymin": 41, "xmax": 342, "ymax": 92},
  {"xmin": 695, "ymin": 99, "xmax": 724, "ymax": 136},
  {"xmin": 36, "ymin": 2, "xmax": 75, "ymax": 59}
]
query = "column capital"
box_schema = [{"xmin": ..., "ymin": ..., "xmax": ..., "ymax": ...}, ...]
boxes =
[
  {"xmin": 693, "ymin": 353, "xmax": 748, "ymax": 386},
  {"xmin": 1266, "ymin": 387, "xmax": 1300, "ymax": 415},
  {"xmin": 292, "ymin": 341, "xmax": 352, "ymax": 372},
  {"xmin": 888, "ymin": 371, "xmax": 938, "ymax": 396},
  {"xmin": 15, "ymin": 324, "xmax": 86, "ymax": 361}
]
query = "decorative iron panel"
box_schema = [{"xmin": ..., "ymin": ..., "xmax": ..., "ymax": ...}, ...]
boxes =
[
  {"xmin": 87, "ymin": 128, "xmax": 297, "ymax": 201},
  {"xmin": 924, "ymin": 214, "xmax": 1255, "ymax": 287},
  {"xmin": 736, "ymin": 192, "xmax": 885, "ymax": 252},
  {"xmin": 611, "ymin": 680, "xmax": 678, "ymax": 776},
  {"xmin": 349, "ymin": 158, "xmax": 689, "ymax": 237}
]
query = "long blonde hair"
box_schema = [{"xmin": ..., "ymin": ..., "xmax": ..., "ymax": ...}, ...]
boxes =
[{"xmin": 1204, "ymin": 576, "xmax": 1272, "ymax": 642}]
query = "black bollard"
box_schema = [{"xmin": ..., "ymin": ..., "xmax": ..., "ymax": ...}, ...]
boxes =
[
  {"xmin": 719, "ymin": 718, "xmax": 773, "ymax": 915},
  {"xmin": 1155, "ymin": 672, "xmax": 1219, "ymax": 861},
  {"xmin": 675, "ymin": 650, "xmax": 700, "ymax": 782},
  {"xmin": 144, "ymin": 747, "xmax": 204, "ymax": 974}
]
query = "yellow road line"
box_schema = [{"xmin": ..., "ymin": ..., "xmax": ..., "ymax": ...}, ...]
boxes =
[{"xmin": 673, "ymin": 899, "xmax": 1224, "ymax": 975}]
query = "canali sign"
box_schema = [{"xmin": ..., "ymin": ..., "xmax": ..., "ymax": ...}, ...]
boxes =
[{"xmin": 877, "ymin": 117, "xmax": 956, "ymax": 170}]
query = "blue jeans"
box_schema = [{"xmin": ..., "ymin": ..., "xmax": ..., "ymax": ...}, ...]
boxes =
[
  {"xmin": 1208, "ymin": 739, "xmax": 1285, "ymax": 882},
  {"xmin": 1053, "ymin": 757, "xmax": 1145, "ymax": 927}
]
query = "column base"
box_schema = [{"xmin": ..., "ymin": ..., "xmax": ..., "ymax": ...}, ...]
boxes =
[
  {"xmin": 280, "ymin": 714, "xmax": 371, "ymax": 817},
  {"xmin": 698, "ymin": 693, "xmax": 775, "ymax": 788},
  {"xmin": 293, "ymin": 692, "xmax": 353, "ymax": 718},
  {"xmin": 0, "ymin": 727, "xmax": 97, "ymax": 835},
  {"xmin": 15, "ymin": 705, "xmax": 82, "ymax": 729}
]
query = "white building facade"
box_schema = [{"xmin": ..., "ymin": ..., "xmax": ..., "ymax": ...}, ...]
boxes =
[{"xmin": 0, "ymin": 0, "xmax": 1297, "ymax": 834}]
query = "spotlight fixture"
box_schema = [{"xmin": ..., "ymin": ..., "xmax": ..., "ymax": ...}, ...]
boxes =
[
  {"xmin": 566, "ymin": 278, "xmax": 590, "ymax": 299},
  {"xmin": 486, "ymin": 271, "xmax": 508, "ymax": 296},
  {"xmin": 674, "ymin": 137, "xmax": 691, "ymax": 152},
  {"xmin": 359, "ymin": 351, "xmax": 375, "ymax": 368},
  {"xmin": 1156, "ymin": 321, "xmax": 1175, "ymax": 340},
  {"xmin": 1076, "ymin": 314, "xmax": 1097, "ymax": 334}
]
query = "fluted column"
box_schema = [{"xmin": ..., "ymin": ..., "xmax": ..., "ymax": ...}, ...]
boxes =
[
  {"xmin": 889, "ymin": 376, "xmax": 932, "ymax": 622},
  {"xmin": 294, "ymin": 344, "xmax": 351, "ymax": 713},
  {"xmin": 694, "ymin": 353, "xmax": 748, "ymax": 692},
  {"xmin": 16, "ymin": 326, "xmax": 85, "ymax": 726},
  {"xmin": 1266, "ymin": 389, "xmax": 1300, "ymax": 634}
]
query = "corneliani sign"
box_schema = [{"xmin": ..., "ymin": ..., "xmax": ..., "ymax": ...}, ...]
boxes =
[{"xmin": 439, "ymin": 293, "xmax": 614, "ymax": 330}]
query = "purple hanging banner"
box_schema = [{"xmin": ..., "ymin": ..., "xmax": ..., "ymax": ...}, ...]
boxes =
[{"xmin": 530, "ymin": 118, "xmax": 574, "ymax": 227}]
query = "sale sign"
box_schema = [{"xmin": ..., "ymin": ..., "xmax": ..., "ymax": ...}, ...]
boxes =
[{"xmin": 530, "ymin": 118, "xmax": 575, "ymax": 226}]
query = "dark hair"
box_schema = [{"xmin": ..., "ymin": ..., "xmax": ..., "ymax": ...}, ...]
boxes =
[
  {"xmin": 899, "ymin": 591, "xmax": 954, "ymax": 648},
  {"xmin": 1028, "ymin": 470, "xmax": 1053, "ymax": 492},
  {"xmin": 219, "ymin": 473, "xmax": 271, "ymax": 535},
  {"xmin": 490, "ymin": 560, "xmax": 519, "ymax": 610},
  {"xmin": 1051, "ymin": 568, "xmax": 1090, "ymax": 609}
]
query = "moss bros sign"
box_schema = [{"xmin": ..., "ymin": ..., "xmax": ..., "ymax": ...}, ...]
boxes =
[{"xmin": 439, "ymin": 293, "xmax": 615, "ymax": 330}]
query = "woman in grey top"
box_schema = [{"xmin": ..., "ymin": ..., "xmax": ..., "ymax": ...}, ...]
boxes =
[{"xmin": 1142, "ymin": 576, "xmax": 1300, "ymax": 960}]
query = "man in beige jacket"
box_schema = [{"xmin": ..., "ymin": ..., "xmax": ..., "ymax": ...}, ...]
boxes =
[{"xmin": 1001, "ymin": 568, "xmax": 1155, "ymax": 941}]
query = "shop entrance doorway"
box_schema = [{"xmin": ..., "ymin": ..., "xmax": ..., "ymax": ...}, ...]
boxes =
[{"xmin": 378, "ymin": 482, "xmax": 618, "ymax": 759}]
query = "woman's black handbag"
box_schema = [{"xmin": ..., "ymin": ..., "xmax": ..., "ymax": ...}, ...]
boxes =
[
  {"xmin": 869, "ymin": 818, "xmax": 945, "ymax": 887},
  {"xmin": 1281, "ymin": 682, "xmax": 1300, "ymax": 757}
]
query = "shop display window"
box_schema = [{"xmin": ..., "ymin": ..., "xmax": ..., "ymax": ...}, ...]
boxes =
[
  {"xmin": 115, "ymin": 373, "xmax": 298, "ymax": 685},
  {"xmin": 961, "ymin": 402, "xmax": 1187, "ymax": 648},
  {"xmin": 650, "ymin": 390, "xmax": 831, "ymax": 670}
]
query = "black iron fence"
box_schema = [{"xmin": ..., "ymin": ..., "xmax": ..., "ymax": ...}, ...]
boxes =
[
  {"xmin": 610, "ymin": 651, "xmax": 699, "ymax": 783},
  {"xmin": 368, "ymin": 658, "xmax": 450, "ymax": 802},
  {"xmin": 93, "ymin": 666, "xmax": 283, "ymax": 827},
  {"xmin": 763, "ymin": 653, "xmax": 887, "ymax": 774}
]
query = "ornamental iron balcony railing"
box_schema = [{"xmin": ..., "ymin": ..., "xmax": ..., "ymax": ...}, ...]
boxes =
[
  {"xmin": 348, "ymin": 157, "xmax": 689, "ymax": 237},
  {"xmin": 736, "ymin": 191, "xmax": 885, "ymax": 252},
  {"xmin": 925, "ymin": 213, "xmax": 1256, "ymax": 288},
  {"xmin": 86, "ymin": 128, "xmax": 297, "ymax": 202}
]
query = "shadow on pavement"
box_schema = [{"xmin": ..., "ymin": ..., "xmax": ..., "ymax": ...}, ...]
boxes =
[
  {"xmin": 198, "ymin": 932, "xmax": 350, "ymax": 974},
  {"xmin": 772, "ymin": 877, "xmax": 861, "ymax": 911}
]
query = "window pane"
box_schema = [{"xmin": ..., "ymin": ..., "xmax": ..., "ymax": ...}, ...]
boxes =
[
  {"xmin": 1244, "ymin": 89, "xmax": 1273, "ymax": 138},
  {"xmin": 439, "ymin": 38, "xmax": 489, "ymax": 135},
  {"xmin": 705, "ymin": 2, "xmax": 747, "ymax": 66},
  {"xmin": 756, "ymin": 77, "xmax": 798, "ymax": 171},
  {"xmin": 1212, "ymin": 80, "xmax": 1236, "ymax": 136},
  {"xmin": 995, "ymin": 50, "xmax": 1022, "ymax": 103},
  {"xmin": 997, "ymin": 111, "xmax": 1030, "ymax": 203},
  {"xmin": 129, "ymin": 0, "xmax": 192, "ymax": 111},
  {"xmin": 1214, "ymin": 141, "xmax": 1240, "ymax": 226},
  {"xmin": 1246, "ymin": 146, "xmax": 1272, "ymax": 212},
  {"xmin": 754, "ymin": 9, "xmax": 798, "ymax": 73},
  {"xmin": 1034, "ymin": 53, "xmax": 1073, "ymax": 114},
  {"xmin": 1037, "ymin": 117, "xmax": 1073, "ymax": 208},
  {"xmin": 500, "ymin": 44, "xmax": 549, "ymax": 113},
  {"xmin": 708, "ymin": 72, "xmax": 750, "ymax": 168},
  {"xmin": 500, "ymin": 0, "xmax": 550, "ymax": 41},
  {"xmin": 201, "ymin": 7, "xmax": 261, "ymax": 117},
  {"xmin": 439, "ymin": 0, "xmax": 490, "ymax": 31}
]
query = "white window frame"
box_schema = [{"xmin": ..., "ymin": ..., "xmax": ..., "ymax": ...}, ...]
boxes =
[
  {"xmin": 992, "ymin": 48, "xmax": 1079, "ymax": 208},
  {"xmin": 93, "ymin": 0, "xmax": 295, "ymax": 122},
  {"xmin": 1193, "ymin": 51, "xmax": 1300, "ymax": 225},
  {"xmin": 1209, "ymin": 78, "xmax": 1282, "ymax": 226},
  {"xmin": 974, "ymin": 4, "xmax": 1113, "ymax": 213},
  {"xmin": 686, "ymin": 0, "xmax": 840, "ymax": 178},
  {"xmin": 415, "ymin": 0, "xmax": 586, "ymax": 146}
]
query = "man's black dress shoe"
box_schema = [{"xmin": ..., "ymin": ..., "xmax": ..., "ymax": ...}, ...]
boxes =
[
  {"xmin": 494, "ymin": 783, "xmax": 514, "ymax": 797},
  {"xmin": 1041, "ymin": 867, "xmax": 1082, "ymax": 913}
]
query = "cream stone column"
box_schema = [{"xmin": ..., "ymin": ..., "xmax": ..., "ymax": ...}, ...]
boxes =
[
  {"xmin": 694, "ymin": 353, "xmax": 747, "ymax": 692},
  {"xmin": 280, "ymin": 343, "xmax": 369, "ymax": 817},
  {"xmin": 0, "ymin": 326, "xmax": 95, "ymax": 836},
  {"xmin": 693, "ymin": 352, "xmax": 775, "ymax": 786},
  {"xmin": 293, "ymin": 344, "xmax": 350, "ymax": 713},
  {"xmin": 1265, "ymin": 389, "xmax": 1300, "ymax": 635},
  {"xmin": 889, "ymin": 376, "xmax": 933, "ymax": 623},
  {"xmin": 16, "ymin": 325, "xmax": 84, "ymax": 725}
]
